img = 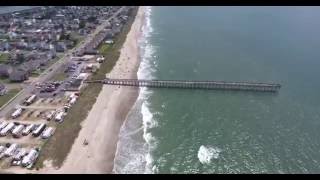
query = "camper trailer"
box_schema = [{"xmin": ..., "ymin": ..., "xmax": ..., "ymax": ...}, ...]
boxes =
[
  {"xmin": 68, "ymin": 93, "xmax": 77, "ymax": 101},
  {"xmin": 11, "ymin": 108, "xmax": 23, "ymax": 119},
  {"xmin": 32, "ymin": 123, "xmax": 46, "ymax": 137},
  {"xmin": 4, "ymin": 143, "xmax": 19, "ymax": 157},
  {"xmin": 21, "ymin": 149, "xmax": 39, "ymax": 167},
  {"xmin": 69, "ymin": 97, "xmax": 77, "ymax": 105},
  {"xmin": 25, "ymin": 95, "xmax": 37, "ymax": 106},
  {"xmin": 12, "ymin": 124, "xmax": 25, "ymax": 138},
  {"xmin": 41, "ymin": 127, "xmax": 54, "ymax": 139},
  {"xmin": 0, "ymin": 122, "xmax": 15, "ymax": 136},
  {"xmin": 22, "ymin": 124, "xmax": 36, "ymax": 136},
  {"xmin": 13, "ymin": 148, "xmax": 28, "ymax": 160},
  {"xmin": 0, "ymin": 121, "xmax": 8, "ymax": 131},
  {"xmin": 54, "ymin": 111, "xmax": 64, "ymax": 122},
  {"xmin": 0, "ymin": 145, "xmax": 5, "ymax": 154},
  {"xmin": 46, "ymin": 111, "xmax": 56, "ymax": 121}
]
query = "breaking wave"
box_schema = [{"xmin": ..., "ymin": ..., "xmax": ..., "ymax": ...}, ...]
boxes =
[
  {"xmin": 197, "ymin": 145, "xmax": 222, "ymax": 165},
  {"xmin": 113, "ymin": 6, "xmax": 157, "ymax": 174}
]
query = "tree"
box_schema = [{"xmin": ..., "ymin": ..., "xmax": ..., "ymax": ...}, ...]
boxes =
[
  {"xmin": 87, "ymin": 16, "xmax": 97, "ymax": 23},
  {"xmin": 16, "ymin": 53, "xmax": 25, "ymax": 64},
  {"xmin": 79, "ymin": 20, "xmax": 86, "ymax": 29}
]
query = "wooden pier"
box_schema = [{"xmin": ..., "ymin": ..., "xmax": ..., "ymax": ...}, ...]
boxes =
[{"xmin": 84, "ymin": 79, "xmax": 281, "ymax": 92}]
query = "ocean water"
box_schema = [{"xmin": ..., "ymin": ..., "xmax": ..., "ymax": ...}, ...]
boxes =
[
  {"xmin": 113, "ymin": 6, "xmax": 320, "ymax": 174},
  {"xmin": 0, "ymin": 6, "xmax": 38, "ymax": 14}
]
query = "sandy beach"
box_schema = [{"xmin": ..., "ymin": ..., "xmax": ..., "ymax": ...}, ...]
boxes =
[{"xmin": 39, "ymin": 6, "xmax": 145, "ymax": 174}]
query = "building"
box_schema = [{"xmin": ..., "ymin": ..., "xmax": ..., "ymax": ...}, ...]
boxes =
[
  {"xmin": 9, "ymin": 70, "xmax": 28, "ymax": 82},
  {"xmin": 0, "ymin": 64, "xmax": 13, "ymax": 78}
]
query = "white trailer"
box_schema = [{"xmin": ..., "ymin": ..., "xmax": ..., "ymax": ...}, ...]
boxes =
[
  {"xmin": 4, "ymin": 143, "xmax": 19, "ymax": 157},
  {"xmin": 41, "ymin": 127, "xmax": 55, "ymax": 139},
  {"xmin": 54, "ymin": 111, "xmax": 64, "ymax": 122},
  {"xmin": 25, "ymin": 94, "xmax": 37, "ymax": 105},
  {"xmin": 22, "ymin": 124, "xmax": 36, "ymax": 136},
  {"xmin": 0, "ymin": 122, "xmax": 15, "ymax": 136},
  {"xmin": 11, "ymin": 108, "xmax": 23, "ymax": 119},
  {"xmin": 13, "ymin": 148, "xmax": 28, "ymax": 160},
  {"xmin": 0, "ymin": 146, "xmax": 5, "ymax": 154},
  {"xmin": 69, "ymin": 97, "xmax": 77, "ymax": 105},
  {"xmin": 0, "ymin": 121, "xmax": 8, "ymax": 130},
  {"xmin": 32, "ymin": 123, "xmax": 46, "ymax": 137},
  {"xmin": 76, "ymin": 73, "xmax": 87, "ymax": 80},
  {"xmin": 22, "ymin": 149, "xmax": 39, "ymax": 167},
  {"xmin": 68, "ymin": 93, "xmax": 77, "ymax": 101},
  {"xmin": 46, "ymin": 110, "xmax": 56, "ymax": 121},
  {"xmin": 12, "ymin": 124, "xmax": 25, "ymax": 138}
]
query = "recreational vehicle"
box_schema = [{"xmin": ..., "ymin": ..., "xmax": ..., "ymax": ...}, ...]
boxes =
[
  {"xmin": 0, "ymin": 145, "xmax": 5, "ymax": 154},
  {"xmin": 54, "ymin": 111, "xmax": 64, "ymax": 122},
  {"xmin": 22, "ymin": 124, "xmax": 36, "ymax": 136},
  {"xmin": 46, "ymin": 110, "xmax": 56, "ymax": 121},
  {"xmin": 25, "ymin": 95, "xmax": 37, "ymax": 106},
  {"xmin": 69, "ymin": 97, "xmax": 77, "ymax": 105},
  {"xmin": 12, "ymin": 124, "xmax": 25, "ymax": 138},
  {"xmin": 11, "ymin": 108, "xmax": 23, "ymax": 119},
  {"xmin": 32, "ymin": 123, "xmax": 46, "ymax": 137},
  {"xmin": 13, "ymin": 148, "xmax": 28, "ymax": 160},
  {"xmin": 22, "ymin": 149, "xmax": 39, "ymax": 167},
  {"xmin": 0, "ymin": 121, "xmax": 8, "ymax": 130},
  {"xmin": 4, "ymin": 143, "xmax": 19, "ymax": 157},
  {"xmin": 0, "ymin": 122, "xmax": 15, "ymax": 136},
  {"xmin": 41, "ymin": 127, "xmax": 54, "ymax": 139}
]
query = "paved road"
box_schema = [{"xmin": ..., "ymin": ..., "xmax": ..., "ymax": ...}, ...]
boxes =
[
  {"xmin": 0, "ymin": 6, "xmax": 126, "ymax": 118},
  {"xmin": 18, "ymin": 105, "xmax": 59, "ymax": 110}
]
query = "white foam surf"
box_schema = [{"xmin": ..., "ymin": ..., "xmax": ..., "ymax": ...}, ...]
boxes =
[
  {"xmin": 197, "ymin": 145, "xmax": 222, "ymax": 165},
  {"xmin": 137, "ymin": 6, "xmax": 159, "ymax": 174},
  {"xmin": 112, "ymin": 6, "xmax": 157, "ymax": 174}
]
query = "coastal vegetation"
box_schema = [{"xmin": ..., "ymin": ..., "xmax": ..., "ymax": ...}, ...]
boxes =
[{"xmin": 34, "ymin": 7, "xmax": 139, "ymax": 169}]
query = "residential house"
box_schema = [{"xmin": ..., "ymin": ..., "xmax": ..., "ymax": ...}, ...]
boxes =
[
  {"xmin": 9, "ymin": 69, "xmax": 28, "ymax": 82},
  {"xmin": 0, "ymin": 64, "xmax": 13, "ymax": 78}
]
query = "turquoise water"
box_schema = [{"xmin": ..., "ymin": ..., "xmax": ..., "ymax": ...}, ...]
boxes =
[{"xmin": 113, "ymin": 6, "xmax": 320, "ymax": 174}]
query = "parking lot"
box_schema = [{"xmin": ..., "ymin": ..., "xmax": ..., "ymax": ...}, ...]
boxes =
[
  {"xmin": 0, "ymin": 52, "xmax": 100, "ymax": 171},
  {"xmin": 0, "ymin": 92, "xmax": 78, "ymax": 170}
]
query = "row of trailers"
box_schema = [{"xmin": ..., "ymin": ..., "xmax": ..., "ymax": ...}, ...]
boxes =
[
  {"xmin": 11, "ymin": 94, "xmax": 37, "ymax": 119},
  {"xmin": 0, "ymin": 121, "xmax": 54, "ymax": 139},
  {"xmin": 0, "ymin": 143, "xmax": 40, "ymax": 169}
]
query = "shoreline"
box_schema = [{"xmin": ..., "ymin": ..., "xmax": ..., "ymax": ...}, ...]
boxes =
[{"xmin": 43, "ymin": 6, "xmax": 145, "ymax": 174}]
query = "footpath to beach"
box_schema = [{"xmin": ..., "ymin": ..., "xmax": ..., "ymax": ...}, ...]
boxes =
[{"xmin": 38, "ymin": 6, "xmax": 145, "ymax": 174}]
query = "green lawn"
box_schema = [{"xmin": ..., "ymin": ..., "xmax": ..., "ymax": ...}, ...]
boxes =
[
  {"xmin": 98, "ymin": 43, "xmax": 111, "ymax": 54},
  {"xmin": 0, "ymin": 88, "xmax": 22, "ymax": 108},
  {"xmin": 51, "ymin": 72, "xmax": 68, "ymax": 81},
  {"xmin": 0, "ymin": 53, "xmax": 9, "ymax": 64}
]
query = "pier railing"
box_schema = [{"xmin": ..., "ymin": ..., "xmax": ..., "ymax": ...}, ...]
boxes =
[{"xmin": 84, "ymin": 79, "xmax": 281, "ymax": 92}]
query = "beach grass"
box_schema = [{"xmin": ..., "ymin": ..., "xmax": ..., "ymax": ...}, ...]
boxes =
[{"xmin": 34, "ymin": 7, "xmax": 139, "ymax": 169}]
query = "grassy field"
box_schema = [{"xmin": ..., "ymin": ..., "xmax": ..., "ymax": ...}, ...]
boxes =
[
  {"xmin": 0, "ymin": 53, "xmax": 9, "ymax": 64},
  {"xmin": 51, "ymin": 72, "xmax": 68, "ymax": 81},
  {"xmin": 0, "ymin": 88, "xmax": 22, "ymax": 108},
  {"xmin": 98, "ymin": 43, "xmax": 111, "ymax": 54},
  {"xmin": 34, "ymin": 7, "xmax": 139, "ymax": 170}
]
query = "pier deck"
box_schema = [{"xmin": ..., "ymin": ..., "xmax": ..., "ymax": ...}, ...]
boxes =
[{"xmin": 84, "ymin": 79, "xmax": 281, "ymax": 92}]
